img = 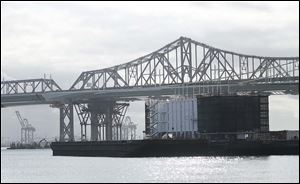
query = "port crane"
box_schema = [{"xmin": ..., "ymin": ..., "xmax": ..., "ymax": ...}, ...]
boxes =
[
  {"xmin": 121, "ymin": 116, "xmax": 137, "ymax": 140},
  {"xmin": 15, "ymin": 111, "xmax": 36, "ymax": 144}
]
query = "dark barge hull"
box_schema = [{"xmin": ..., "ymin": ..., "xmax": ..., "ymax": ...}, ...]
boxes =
[{"xmin": 51, "ymin": 139, "xmax": 299, "ymax": 157}]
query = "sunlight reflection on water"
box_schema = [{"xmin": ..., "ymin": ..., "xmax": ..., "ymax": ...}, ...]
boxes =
[{"xmin": 1, "ymin": 149, "xmax": 299, "ymax": 183}]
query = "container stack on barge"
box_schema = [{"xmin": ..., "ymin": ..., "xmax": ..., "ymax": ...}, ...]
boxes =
[{"xmin": 51, "ymin": 95, "xmax": 299, "ymax": 157}]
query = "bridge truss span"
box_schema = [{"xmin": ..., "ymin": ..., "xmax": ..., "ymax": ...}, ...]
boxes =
[
  {"xmin": 1, "ymin": 78, "xmax": 62, "ymax": 95},
  {"xmin": 70, "ymin": 37, "xmax": 299, "ymax": 92}
]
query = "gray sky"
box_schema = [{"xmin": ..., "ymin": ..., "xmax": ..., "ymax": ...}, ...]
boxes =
[{"xmin": 1, "ymin": 1, "xmax": 299, "ymax": 142}]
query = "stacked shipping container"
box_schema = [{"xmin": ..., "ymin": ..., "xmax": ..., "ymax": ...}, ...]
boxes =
[
  {"xmin": 197, "ymin": 96, "xmax": 269, "ymax": 133},
  {"xmin": 145, "ymin": 95, "xmax": 269, "ymax": 139},
  {"xmin": 145, "ymin": 98, "xmax": 198, "ymax": 138}
]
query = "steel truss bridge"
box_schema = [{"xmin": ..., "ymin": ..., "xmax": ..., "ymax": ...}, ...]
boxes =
[{"xmin": 1, "ymin": 37, "xmax": 299, "ymax": 142}]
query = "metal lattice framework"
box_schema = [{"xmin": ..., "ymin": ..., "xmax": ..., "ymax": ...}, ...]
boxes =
[
  {"xmin": 75, "ymin": 102, "xmax": 129, "ymax": 141},
  {"xmin": 75, "ymin": 104, "xmax": 90, "ymax": 141},
  {"xmin": 70, "ymin": 37, "xmax": 299, "ymax": 92},
  {"xmin": 59, "ymin": 104, "xmax": 74, "ymax": 142},
  {"xmin": 1, "ymin": 79, "xmax": 62, "ymax": 95},
  {"xmin": 147, "ymin": 100, "xmax": 160, "ymax": 137},
  {"xmin": 112, "ymin": 103, "xmax": 129, "ymax": 140}
]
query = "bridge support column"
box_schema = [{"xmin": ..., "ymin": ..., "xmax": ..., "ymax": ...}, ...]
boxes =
[
  {"xmin": 59, "ymin": 104, "xmax": 74, "ymax": 142},
  {"xmin": 89, "ymin": 102, "xmax": 114, "ymax": 141},
  {"xmin": 106, "ymin": 106, "xmax": 113, "ymax": 141},
  {"xmin": 90, "ymin": 106, "xmax": 100, "ymax": 141},
  {"xmin": 74, "ymin": 104, "xmax": 89, "ymax": 141},
  {"xmin": 75, "ymin": 101, "xmax": 129, "ymax": 141}
]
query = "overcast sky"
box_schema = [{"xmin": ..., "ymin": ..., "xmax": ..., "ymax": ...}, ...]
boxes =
[{"xmin": 1, "ymin": 1, "xmax": 299, "ymax": 142}]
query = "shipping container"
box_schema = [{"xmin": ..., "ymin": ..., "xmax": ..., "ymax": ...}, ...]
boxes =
[
  {"xmin": 145, "ymin": 95, "xmax": 269, "ymax": 139},
  {"xmin": 145, "ymin": 98, "xmax": 198, "ymax": 138},
  {"xmin": 197, "ymin": 95, "xmax": 269, "ymax": 133}
]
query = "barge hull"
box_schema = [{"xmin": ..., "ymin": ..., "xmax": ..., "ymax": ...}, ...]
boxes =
[{"xmin": 51, "ymin": 140, "xmax": 299, "ymax": 157}]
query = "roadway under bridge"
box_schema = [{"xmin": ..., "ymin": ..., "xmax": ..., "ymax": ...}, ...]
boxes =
[{"xmin": 1, "ymin": 37, "xmax": 299, "ymax": 142}]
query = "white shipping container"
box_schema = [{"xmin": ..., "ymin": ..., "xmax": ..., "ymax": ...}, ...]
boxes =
[{"xmin": 150, "ymin": 98, "xmax": 198, "ymax": 134}]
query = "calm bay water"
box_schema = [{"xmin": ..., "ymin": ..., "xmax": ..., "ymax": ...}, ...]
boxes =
[{"xmin": 1, "ymin": 148, "xmax": 299, "ymax": 183}]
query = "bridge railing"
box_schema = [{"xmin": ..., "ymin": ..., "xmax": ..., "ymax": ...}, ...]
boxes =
[
  {"xmin": 69, "ymin": 37, "xmax": 299, "ymax": 91},
  {"xmin": 1, "ymin": 79, "xmax": 62, "ymax": 95}
]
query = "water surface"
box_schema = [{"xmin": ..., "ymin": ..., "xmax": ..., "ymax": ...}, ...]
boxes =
[{"xmin": 1, "ymin": 148, "xmax": 299, "ymax": 183}]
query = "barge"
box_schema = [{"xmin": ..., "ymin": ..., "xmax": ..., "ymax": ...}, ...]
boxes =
[{"xmin": 51, "ymin": 139, "xmax": 299, "ymax": 157}]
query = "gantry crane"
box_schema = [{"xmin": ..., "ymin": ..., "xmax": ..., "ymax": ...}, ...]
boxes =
[
  {"xmin": 15, "ymin": 111, "xmax": 36, "ymax": 144},
  {"xmin": 121, "ymin": 116, "xmax": 137, "ymax": 140}
]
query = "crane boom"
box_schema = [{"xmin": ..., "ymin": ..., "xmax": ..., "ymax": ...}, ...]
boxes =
[{"xmin": 15, "ymin": 111, "xmax": 26, "ymax": 128}]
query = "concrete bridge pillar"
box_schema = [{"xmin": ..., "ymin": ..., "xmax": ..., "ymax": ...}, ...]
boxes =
[
  {"xmin": 89, "ymin": 101, "xmax": 114, "ymax": 141},
  {"xmin": 90, "ymin": 107, "xmax": 99, "ymax": 141}
]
